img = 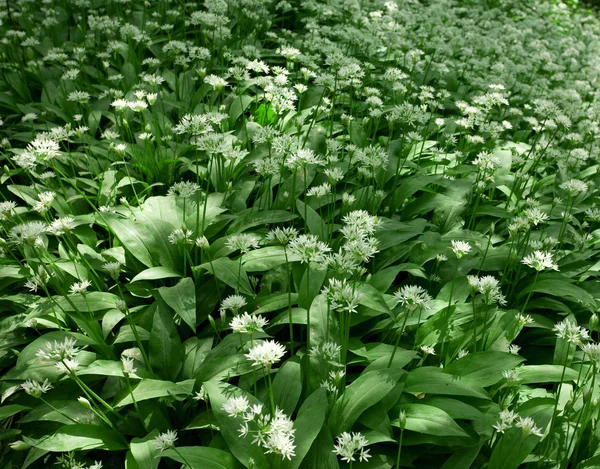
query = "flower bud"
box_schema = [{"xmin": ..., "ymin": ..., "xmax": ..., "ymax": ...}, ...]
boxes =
[
  {"xmin": 9, "ymin": 440, "xmax": 31, "ymax": 451},
  {"xmin": 398, "ymin": 410, "xmax": 407, "ymax": 430},
  {"xmin": 77, "ymin": 396, "xmax": 92, "ymax": 409}
]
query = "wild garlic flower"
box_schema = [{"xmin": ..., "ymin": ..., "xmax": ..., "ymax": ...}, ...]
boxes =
[
  {"xmin": 322, "ymin": 278, "xmax": 362, "ymax": 314},
  {"xmin": 516, "ymin": 313, "xmax": 534, "ymax": 327},
  {"xmin": 457, "ymin": 349, "xmax": 469, "ymax": 359},
  {"xmin": 245, "ymin": 341, "xmax": 286, "ymax": 369},
  {"xmin": 553, "ymin": 319, "xmax": 589, "ymax": 344},
  {"xmin": 230, "ymin": 312, "xmax": 268, "ymax": 334},
  {"xmin": 560, "ymin": 178, "xmax": 588, "ymax": 196},
  {"xmin": 223, "ymin": 396, "xmax": 250, "ymax": 417},
  {"xmin": 102, "ymin": 262, "xmax": 122, "ymax": 280},
  {"xmin": 508, "ymin": 344, "xmax": 521, "ymax": 355},
  {"xmin": 521, "ymin": 250, "xmax": 558, "ymax": 271},
  {"xmin": 0, "ymin": 201, "xmax": 17, "ymax": 221},
  {"xmin": 285, "ymin": 149, "xmax": 325, "ymax": 170},
  {"xmin": 287, "ymin": 234, "xmax": 331, "ymax": 265},
  {"xmin": 220, "ymin": 295, "xmax": 247, "ymax": 316},
  {"xmin": 340, "ymin": 210, "xmax": 381, "ymax": 241},
  {"xmin": 308, "ymin": 342, "xmax": 341, "ymax": 363},
  {"xmin": 515, "ymin": 417, "xmax": 544, "ymax": 438},
  {"xmin": 168, "ymin": 228, "xmax": 194, "ymax": 245},
  {"xmin": 580, "ymin": 343, "xmax": 600, "ymax": 365},
  {"xmin": 121, "ymin": 356, "xmax": 137, "ymax": 376},
  {"xmin": 193, "ymin": 385, "xmax": 209, "ymax": 403},
  {"xmin": 239, "ymin": 406, "xmax": 296, "ymax": 460},
  {"xmin": 21, "ymin": 379, "xmax": 53, "ymax": 398},
  {"xmin": 524, "ymin": 208, "xmax": 549, "ymax": 226},
  {"xmin": 168, "ymin": 181, "xmax": 200, "ymax": 198},
  {"xmin": 227, "ymin": 233, "xmax": 261, "ymax": 253},
  {"xmin": 56, "ymin": 359, "xmax": 80, "ymax": 374},
  {"xmin": 69, "ymin": 280, "xmax": 91, "ymax": 295},
  {"xmin": 466, "ymin": 275, "xmax": 506, "ymax": 305},
  {"xmin": 394, "ymin": 285, "xmax": 432, "ymax": 311},
  {"xmin": 493, "ymin": 409, "xmax": 519, "ymax": 434},
  {"xmin": 48, "ymin": 216, "xmax": 75, "ymax": 235},
  {"xmin": 195, "ymin": 236, "xmax": 210, "ymax": 249},
  {"xmin": 32, "ymin": 191, "xmax": 56, "ymax": 214},
  {"xmin": 154, "ymin": 430, "xmax": 177, "ymax": 452},
  {"xmin": 8, "ymin": 221, "xmax": 48, "ymax": 248},
  {"xmin": 333, "ymin": 432, "xmax": 371, "ymax": 463},
  {"xmin": 420, "ymin": 345, "xmax": 436, "ymax": 356},
  {"xmin": 451, "ymin": 240, "xmax": 472, "ymax": 258},
  {"xmin": 265, "ymin": 226, "xmax": 298, "ymax": 245},
  {"xmin": 502, "ymin": 369, "xmax": 521, "ymax": 383},
  {"xmin": 36, "ymin": 337, "xmax": 79, "ymax": 362}
]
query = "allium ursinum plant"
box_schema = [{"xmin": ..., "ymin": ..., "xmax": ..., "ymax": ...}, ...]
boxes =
[{"xmin": 2, "ymin": 0, "xmax": 600, "ymax": 467}]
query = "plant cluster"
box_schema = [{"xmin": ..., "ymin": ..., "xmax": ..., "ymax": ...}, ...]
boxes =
[{"xmin": 0, "ymin": 0, "xmax": 599, "ymax": 467}]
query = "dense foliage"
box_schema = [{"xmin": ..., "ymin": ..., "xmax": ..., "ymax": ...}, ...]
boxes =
[{"xmin": 0, "ymin": 0, "xmax": 600, "ymax": 467}]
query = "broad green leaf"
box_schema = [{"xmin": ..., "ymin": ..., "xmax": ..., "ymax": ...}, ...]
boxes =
[
  {"xmin": 158, "ymin": 277, "xmax": 197, "ymax": 332},
  {"xmin": 404, "ymin": 366, "xmax": 490, "ymax": 399},
  {"xmin": 163, "ymin": 446, "xmax": 242, "ymax": 469},
  {"xmin": 130, "ymin": 266, "xmax": 182, "ymax": 283},
  {"xmin": 24, "ymin": 424, "xmax": 126, "ymax": 451},
  {"xmin": 273, "ymin": 357, "xmax": 302, "ymax": 415},
  {"xmin": 329, "ymin": 368, "xmax": 404, "ymax": 434},
  {"xmin": 445, "ymin": 351, "xmax": 525, "ymax": 387},
  {"xmin": 115, "ymin": 379, "xmax": 194, "ymax": 407},
  {"xmin": 393, "ymin": 404, "xmax": 469, "ymax": 437},
  {"xmin": 517, "ymin": 365, "xmax": 579, "ymax": 384},
  {"xmin": 0, "ymin": 404, "xmax": 30, "ymax": 420},
  {"xmin": 242, "ymin": 246, "xmax": 300, "ymax": 271},
  {"xmin": 199, "ymin": 256, "xmax": 254, "ymax": 296},
  {"xmin": 283, "ymin": 388, "xmax": 329, "ymax": 469},
  {"xmin": 296, "ymin": 199, "xmax": 326, "ymax": 239},
  {"xmin": 149, "ymin": 299, "xmax": 183, "ymax": 381},
  {"xmin": 440, "ymin": 444, "xmax": 482, "ymax": 469},
  {"xmin": 130, "ymin": 430, "xmax": 160, "ymax": 469},
  {"xmin": 517, "ymin": 279, "xmax": 595, "ymax": 309}
]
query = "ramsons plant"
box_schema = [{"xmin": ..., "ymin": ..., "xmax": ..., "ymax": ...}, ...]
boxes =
[{"xmin": 0, "ymin": 0, "xmax": 599, "ymax": 467}]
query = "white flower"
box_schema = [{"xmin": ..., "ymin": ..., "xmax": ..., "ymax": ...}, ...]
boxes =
[
  {"xmin": 287, "ymin": 234, "xmax": 331, "ymax": 265},
  {"xmin": 333, "ymin": 432, "xmax": 371, "ymax": 463},
  {"xmin": 521, "ymin": 250, "xmax": 558, "ymax": 271},
  {"xmin": 245, "ymin": 341, "xmax": 286, "ymax": 369},
  {"xmin": 560, "ymin": 179, "xmax": 588, "ymax": 196},
  {"xmin": 420, "ymin": 345, "xmax": 436, "ymax": 356},
  {"xmin": 394, "ymin": 285, "xmax": 432, "ymax": 311},
  {"xmin": 581, "ymin": 343, "xmax": 600, "ymax": 365},
  {"xmin": 508, "ymin": 344, "xmax": 521, "ymax": 355},
  {"xmin": 553, "ymin": 319, "xmax": 589, "ymax": 344},
  {"xmin": 493, "ymin": 409, "xmax": 519, "ymax": 433},
  {"xmin": 21, "ymin": 379, "xmax": 53, "ymax": 398},
  {"xmin": 451, "ymin": 240, "xmax": 472, "ymax": 258},
  {"xmin": 121, "ymin": 356, "xmax": 137, "ymax": 376},
  {"xmin": 32, "ymin": 191, "xmax": 56, "ymax": 213},
  {"xmin": 0, "ymin": 201, "xmax": 17, "ymax": 221},
  {"xmin": 154, "ymin": 430, "xmax": 177, "ymax": 452},
  {"xmin": 322, "ymin": 278, "xmax": 362, "ymax": 313},
  {"xmin": 524, "ymin": 208, "xmax": 549, "ymax": 226},
  {"xmin": 230, "ymin": 312, "xmax": 268, "ymax": 334},
  {"xmin": 69, "ymin": 280, "xmax": 91, "ymax": 294},
  {"xmin": 227, "ymin": 233, "xmax": 261, "ymax": 253},
  {"xmin": 223, "ymin": 396, "xmax": 250, "ymax": 417},
  {"xmin": 36, "ymin": 337, "xmax": 79, "ymax": 362},
  {"xmin": 515, "ymin": 416, "xmax": 544, "ymax": 438},
  {"xmin": 220, "ymin": 295, "xmax": 247, "ymax": 316},
  {"xmin": 56, "ymin": 358, "xmax": 79, "ymax": 374}
]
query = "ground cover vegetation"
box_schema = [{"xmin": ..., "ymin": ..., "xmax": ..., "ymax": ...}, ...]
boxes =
[{"xmin": 0, "ymin": 0, "xmax": 599, "ymax": 467}]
